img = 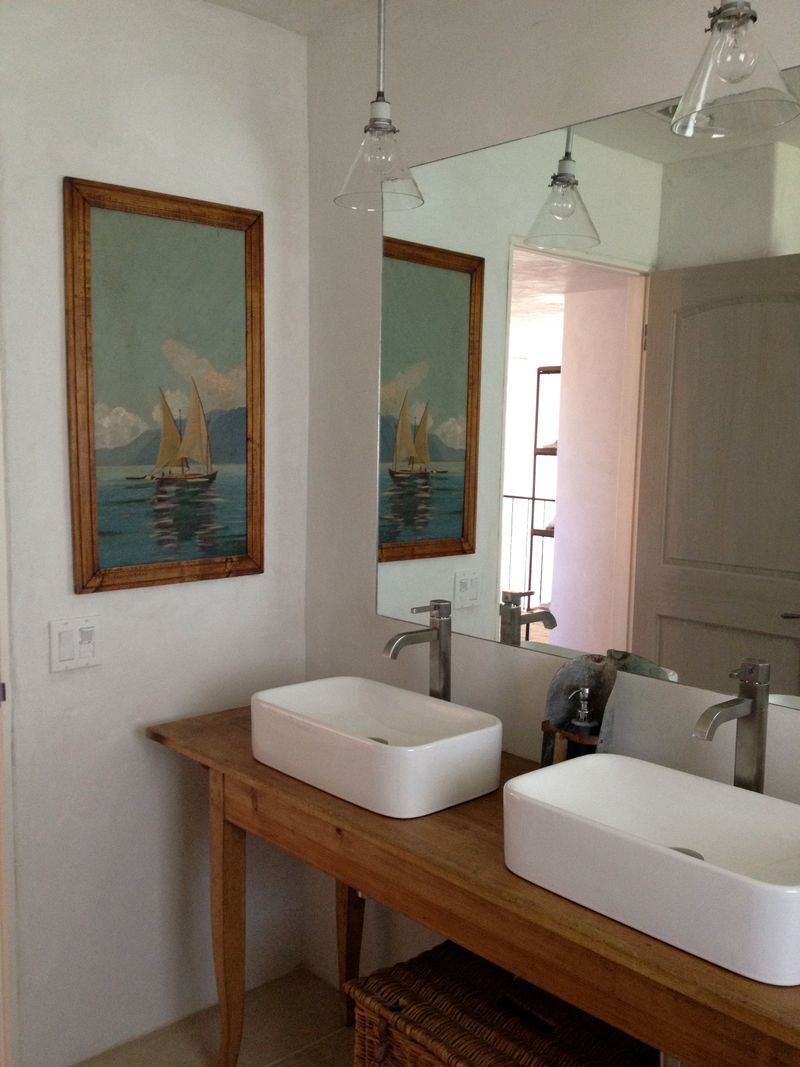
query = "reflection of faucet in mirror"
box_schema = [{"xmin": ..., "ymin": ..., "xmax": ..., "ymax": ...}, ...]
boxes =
[
  {"xmin": 692, "ymin": 658, "xmax": 770, "ymax": 792},
  {"xmin": 499, "ymin": 591, "xmax": 557, "ymax": 647},
  {"xmin": 383, "ymin": 598, "xmax": 451, "ymax": 701}
]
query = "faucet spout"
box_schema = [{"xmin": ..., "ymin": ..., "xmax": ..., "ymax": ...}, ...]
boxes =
[
  {"xmin": 692, "ymin": 697, "xmax": 750, "ymax": 741},
  {"xmin": 383, "ymin": 598, "xmax": 451, "ymax": 701},
  {"xmin": 383, "ymin": 628, "xmax": 435, "ymax": 659},
  {"xmin": 692, "ymin": 658, "xmax": 770, "ymax": 792}
]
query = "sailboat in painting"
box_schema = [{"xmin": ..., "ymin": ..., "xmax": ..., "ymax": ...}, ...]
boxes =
[
  {"xmin": 389, "ymin": 394, "xmax": 440, "ymax": 479},
  {"xmin": 142, "ymin": 378, "xmax": 217, "ymax": 483}
]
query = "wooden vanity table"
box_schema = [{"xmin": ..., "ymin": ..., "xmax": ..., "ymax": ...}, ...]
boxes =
[{"xmin": 147, "ymin": 707, "xmax": 800, "ymax": 1067}]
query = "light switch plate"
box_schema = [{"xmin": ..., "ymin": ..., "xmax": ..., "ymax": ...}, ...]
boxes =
[
  {"xmin": 454, "ymin": 570, "xmax": 480, "ymax": 611},
  {"xmin": 49, "ymin": 616, "xmax": 100, "ymax": 672}
]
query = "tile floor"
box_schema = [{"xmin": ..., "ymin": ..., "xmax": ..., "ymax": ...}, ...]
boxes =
[{"xmin": 76, "ymin": 969, "xmax": 354, "ymax": 1067}]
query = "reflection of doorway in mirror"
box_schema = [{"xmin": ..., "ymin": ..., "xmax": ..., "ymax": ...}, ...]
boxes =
[{"xmin": 499, "ymin": 247, "xmax": 646, "ymax": 654}]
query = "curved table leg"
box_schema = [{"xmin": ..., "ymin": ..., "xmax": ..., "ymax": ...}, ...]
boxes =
[
  {"xmin": 209, "ymin": 769, "xmax": 246, "ymax": 1067},
  {"xmin": 336, "ymin": 880, "xmax": 365, "ymax": 1026}
]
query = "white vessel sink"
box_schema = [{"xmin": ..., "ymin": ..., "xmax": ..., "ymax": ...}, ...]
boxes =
[
  {"xmin": 251, "ymin": 676, "xmax": 502, "ymax": 819},
  {"xmin": 504, "ymin": 754, "xmax": 800, "ymax": 985}
]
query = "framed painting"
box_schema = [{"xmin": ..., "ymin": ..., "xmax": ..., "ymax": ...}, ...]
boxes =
[
  {"xmin": 379, "ymin": 237, "xmax": 484, "ymax": 562},
  {"xmin": 64, "ymin": 178, "xmax": 264, "ymax": 592}
]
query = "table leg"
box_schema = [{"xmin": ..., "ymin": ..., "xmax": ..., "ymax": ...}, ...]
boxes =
[
  {"xmin": 209, "ymin": 769, "xmax": 246, "ymax": 1067},
  {"xmin": 336, "ymin": 880, "xmax": 365, "ymax": 1026}
]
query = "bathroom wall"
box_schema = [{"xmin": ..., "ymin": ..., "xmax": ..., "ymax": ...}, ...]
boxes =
[
  {"xmin": 304, "ymin": 0, "xmax": 800, "ymax": 985},
  {"xmin": 658, "ymin": 141, "xmax": 800, "ymax": 269},
  {"xmin": 0, "ymin": 2, "xmax": 309, "ymax": 1064}
]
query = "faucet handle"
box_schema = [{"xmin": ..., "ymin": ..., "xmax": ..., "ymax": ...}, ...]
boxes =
[
  {"xmin": 411, "ymin": 599, "xmax": 452, "ymax": 619},
  {"xmin": 730, "ymin": 659, "xmax": 771, "ymax": 685}
]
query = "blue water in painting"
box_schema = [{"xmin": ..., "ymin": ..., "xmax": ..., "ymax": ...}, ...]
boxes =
[
  {"xmin": 96, "ymin": 465, "xmax": 247, "ymax": 568},
  {"xmin": 378, "ymin": 463, "xmax": 465, "ymax": 544}
]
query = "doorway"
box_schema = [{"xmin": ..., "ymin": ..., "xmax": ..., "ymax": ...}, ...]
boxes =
[{"xmin": 500, "ymin": 246, "xmax": 646, "ymax": 652}]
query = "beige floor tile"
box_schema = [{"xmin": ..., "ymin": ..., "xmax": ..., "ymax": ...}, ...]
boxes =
[
  {"xmin": 269, "ymin": 1026, "xmax": 354, "ymax": 1067},
  {"xmin": 74, "ymin": 968, "xmax": 347, "ymax": 1067}
]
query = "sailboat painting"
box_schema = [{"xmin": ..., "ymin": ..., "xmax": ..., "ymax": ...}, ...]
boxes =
[
  {"xmin": 379, "ymin": 238, "xmax": 484, "ymax": 562},
  {"xmin": 64, "ymin": 178, "xmax": 264, "ymax": 592}
]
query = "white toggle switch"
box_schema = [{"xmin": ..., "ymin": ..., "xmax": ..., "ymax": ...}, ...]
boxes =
[{"xmin": 50, "ymin": 616, "xmax": 100, "ymax": 672}]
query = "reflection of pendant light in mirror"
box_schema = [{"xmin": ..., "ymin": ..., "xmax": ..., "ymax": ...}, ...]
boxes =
[
  {"xmin": 334, "ymin": 0, "xmax": 423, "ymax": 212},
  {"xmin": 672, "ymin": 2, "xmax": 800, "ymax": 137},
  {"xmin": 525, "ymin": 128, "xmax": 600, "ymax": 252}
]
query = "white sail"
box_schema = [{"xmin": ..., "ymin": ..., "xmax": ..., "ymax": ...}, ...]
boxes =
[
  {"xmin": 392, "ymin": 393, "xmax": 417, "ymax": 470},
  {"xmin": 154, "ymin": 390, "xmax": 182, "ymax": 469},
  {"xmin": 176, "ymin": 378, "xmax": 212, "ymax": 471},
  {"xmin": 413, "ymin": 402, "xmax": 430, "ymax": 467}
]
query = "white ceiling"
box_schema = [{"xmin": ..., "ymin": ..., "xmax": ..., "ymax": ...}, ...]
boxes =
[{"xmin": 203, "ymin": 0, "xmax": 369, "ymax": 36}]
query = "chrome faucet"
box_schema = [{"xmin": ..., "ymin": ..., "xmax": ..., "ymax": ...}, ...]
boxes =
[
  {"xmin": 383, "ymin": 598, "xmax": 451, "ymax": 701},
  {"xmin": 692, "ymin": 658, "xmax": 770, "ymax": 792},
  {"xmin": 499, "ymin": 590, "xmax": 557, "ymax": 646}
]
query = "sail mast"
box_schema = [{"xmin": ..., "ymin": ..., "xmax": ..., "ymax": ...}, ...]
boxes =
[
  {"xmin": 153, "ymin": 390, "xmax": 182, "ymax": 471},
  {"xmin": 392, "ymin": 392, "xmax": 417, "ymax": 470},
  {"xmin": 176, "ymin": 378, "xmax": 212, "ymax": 474}
]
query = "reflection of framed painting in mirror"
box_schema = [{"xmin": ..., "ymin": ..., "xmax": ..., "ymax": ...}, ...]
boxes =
[
  {"xmin": 379, "ymin": 237, "xmax": 484, "ymax": 563},
  {"xmin": 64, "ymin": 178, "xmax": 264, "ymax": 592}
]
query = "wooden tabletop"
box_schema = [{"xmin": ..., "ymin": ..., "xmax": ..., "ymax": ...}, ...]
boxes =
[{"xmin": 147, "ymin": 707, "xmax": 800, "ymax": 1066}]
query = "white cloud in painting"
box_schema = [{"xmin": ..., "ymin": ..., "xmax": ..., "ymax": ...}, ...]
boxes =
[
  {"xmin": 94, "ymin": 403, "xmax": 149, "ymax": 449},
  {"xmin": 152, "ymin": 388, "xmax": 189, "ymax": 427},
  {"xmin": 434, "ymin": 415, "xmax": 467, "ymax": 450},
  {"xmin": 162, "ymin": 338, "xmax": 246, "ymax": 411},
  {"xmin": 380, "ymin": 361, "xmax": 429, "ymax": 415}
]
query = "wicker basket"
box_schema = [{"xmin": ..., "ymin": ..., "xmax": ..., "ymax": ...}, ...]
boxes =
[{"xmin": 345, "ymin": 942, "xmax": 658, "ymax": 1067}]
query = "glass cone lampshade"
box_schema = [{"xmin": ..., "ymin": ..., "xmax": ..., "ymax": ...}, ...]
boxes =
[
  {"xmin": 672, "ymin": 2, "xmax": 800, "ymax": 137},
  {"xmin": 334, "ymin": 0, "xmax": 423, "ymax": 213},
  {"xmin": 525, "ymin": 131, "xmax": 600, "ymax": 252},
  {"xmin": 334, "ymin": 97, "xmax": 424, "ymax": 212}
]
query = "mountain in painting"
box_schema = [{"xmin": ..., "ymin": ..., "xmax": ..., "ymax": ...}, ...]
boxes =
[
  {"xmin": 96, "ymin": 407, "xmax": 247, "ymax": 465},
  {"xmin": 379, "ymin": 414, "xmax": 465, "ymax": 463}
]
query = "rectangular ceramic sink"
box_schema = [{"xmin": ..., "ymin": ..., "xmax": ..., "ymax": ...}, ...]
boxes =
[
  {"xmin": 504, "ymin": 754, "xmax": 800, "ymax": 985},
  {"xmin": 251, "ymin": 676, "xmax": 502, "ymax": 818}
]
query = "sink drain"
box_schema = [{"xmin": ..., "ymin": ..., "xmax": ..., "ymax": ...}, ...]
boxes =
[
  {"xmin": 368, "ymin": 736, "xmax": 389, "ymax": 745},
  {"xmin": 670, "ymin": 846, "xmax": 705, "ymax": 861}
]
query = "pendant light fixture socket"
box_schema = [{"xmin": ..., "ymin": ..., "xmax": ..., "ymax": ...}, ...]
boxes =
[
  {"xmin": 334, "ymin": 1, "xmax": 423, "ymax": 213},
  {"xmin": 525, "ymin": 130, "xmax": 600, "ymax": 252},
  {"xmin": 672, "ymin": 2, "xmax": 800, "ymax": 137}
]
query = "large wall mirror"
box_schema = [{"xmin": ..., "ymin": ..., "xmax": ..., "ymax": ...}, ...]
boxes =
[{"xmin": 377, "ymin": 67, "xmax": 800, "ymax": 705}]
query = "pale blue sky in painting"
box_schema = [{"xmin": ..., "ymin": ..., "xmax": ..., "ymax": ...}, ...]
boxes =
[
  {"xmin": 380, "ymin": 257, "xmax": 471, "ymax": 450},
  {"xmin": 90, "ymin": 208, "xmax": 246, "ymax": 448}
]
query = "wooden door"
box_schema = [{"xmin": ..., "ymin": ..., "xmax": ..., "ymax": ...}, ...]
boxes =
[{"xmin": 632, "ymin": 254, "xmax": 800, "ymax": 694}]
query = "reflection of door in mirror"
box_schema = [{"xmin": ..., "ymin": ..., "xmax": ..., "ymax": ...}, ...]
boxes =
[
  {"xmin": 633, "ymin": 253, "xmax": 800, "ymax": 695},
  {"xmin": 501, "ymin": 248, "xmax": 646, "ymax": 653}
]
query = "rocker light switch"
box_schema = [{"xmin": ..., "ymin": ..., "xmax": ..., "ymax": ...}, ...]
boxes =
[{"xmin": 50, "ymin": 616, "xmax": 100, "ymax": 672}]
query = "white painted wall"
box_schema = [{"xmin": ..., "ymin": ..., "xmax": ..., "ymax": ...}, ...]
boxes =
[
  {"xmin": 658, "ymin": 140, "xmax": 800, "ymax": 268},
  {"xmin": 0, "ymin": 2, "xmax": 309, "ymax": 1064},
  {"xmin": 552, "ymin": 278, "xmax": 644, "ymax": 652},
  {"xmin": 305, "ymin": 0, "xmax": 800, "ymax": 985}
]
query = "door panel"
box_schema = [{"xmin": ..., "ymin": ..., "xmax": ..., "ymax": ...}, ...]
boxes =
[{"xmin": 632, "ymin": 254, "xmax": 800, "ymax": 693}]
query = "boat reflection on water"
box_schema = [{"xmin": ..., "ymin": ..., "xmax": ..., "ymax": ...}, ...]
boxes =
[
  {"xmin": 150, "ymin": 479, "xmax": 223, "ymax": 554},
  {"xmin": 378, "ymin": 462, "xmax": 465, "ymax": 545},
  {"xmin": 380, "ymin": 475, "xmax": 434, "ymax": 543}
]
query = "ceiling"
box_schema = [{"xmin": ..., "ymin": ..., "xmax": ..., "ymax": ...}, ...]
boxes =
[{"xmin": 203, "ymin": 0, "xmax": 369, "ymax": 36}]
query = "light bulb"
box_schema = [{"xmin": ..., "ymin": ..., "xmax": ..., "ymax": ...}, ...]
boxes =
[
  {"xmin": 362, "ymin": 128, "xmax": 396, "ymax": 175},
  {"xmin": 548, "ymin": 181, "xmax": 577, "ymax": 221},
  {"xmin": 713, "ymin": 20, "xmax": 758, "ymax": 84}
]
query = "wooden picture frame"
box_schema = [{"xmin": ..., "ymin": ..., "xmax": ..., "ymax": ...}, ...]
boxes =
[
  {"xmin": 64, "ymin": 178, "xmax": 264, "ymax": 592},
  {"xmin": 379, "ymin": 237, "xmax": 483, "ymax": 562}
]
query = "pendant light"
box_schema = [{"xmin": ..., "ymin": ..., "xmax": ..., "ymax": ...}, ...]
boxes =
[
  {"xmin": 334, "ymin": 0, "xmax": 423, "ymax": 212},
  {"xmin": 672, "ymin": 2, "xmax": 800, "ymax": 138},
  {"xmin": 525, "ymin": 128, "xmax": 600, "ymax": 252}
]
